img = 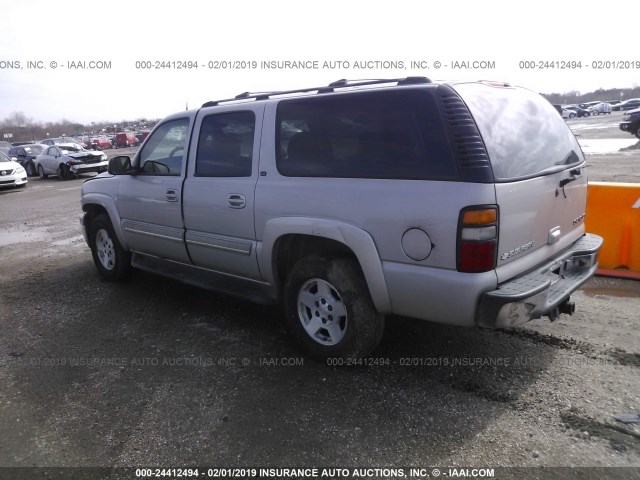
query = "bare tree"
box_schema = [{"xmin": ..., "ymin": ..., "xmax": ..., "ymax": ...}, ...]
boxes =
[{"xmin": 6, "ymin": 111, "xmax": 32, "ymax": 128}]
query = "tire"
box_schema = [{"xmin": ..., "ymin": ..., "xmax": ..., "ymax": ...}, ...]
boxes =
[
  {"xmin": 283, "ymin": 256, "xmax": 385, "ymax": 359},
  {"xmin": 25, "ymin": 161, "xmax": 36, "ymax": 177},
  {"xmin": 569, "ymin": 113, "xmax": 576, "ymax": 119},
  {"xmin": 38, "ymin": 165, "xmax": 48, "ymax": 179},
  {"xmin": 58, "ymin": 164, "xmax": 72, "ymax": 180},
  {"xmin": 89, "ymin": 214, "xmax": 131, "ymax": 281},
  {"xmin": 635, "ymin": 124, "xmax": 640, "ymax": 140}
]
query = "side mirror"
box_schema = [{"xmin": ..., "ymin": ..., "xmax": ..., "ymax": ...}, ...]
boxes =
[{"xmin": 108, "ymin": 156, "xmax": 133, "ymax": 175}]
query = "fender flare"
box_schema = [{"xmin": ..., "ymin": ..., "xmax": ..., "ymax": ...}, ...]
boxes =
[
  {"xmin": 259, "ymin": 217, "xmax": 392, "ymax": 314},
  {"xmin": 81, "ymin": 194, "xmax": 129, "ymax": 250}
]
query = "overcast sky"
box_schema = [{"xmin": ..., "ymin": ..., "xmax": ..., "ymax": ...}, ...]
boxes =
[{"xmin": 0, "ymin": 0, "xmax": 636, "ymax": 124}]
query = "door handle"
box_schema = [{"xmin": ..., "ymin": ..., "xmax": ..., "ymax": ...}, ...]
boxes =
[
  {"xmin": 166, "ymin": 188, "xmax": 179, "ymax": 202},
  {"xmin": 228, "ymin": 194, "xmax": 246, "ymax": 209}
]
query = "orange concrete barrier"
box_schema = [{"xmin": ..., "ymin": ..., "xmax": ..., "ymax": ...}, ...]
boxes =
[{"xmin": 586, "ymin": 182, "xmax": 640, "ymax": 280}]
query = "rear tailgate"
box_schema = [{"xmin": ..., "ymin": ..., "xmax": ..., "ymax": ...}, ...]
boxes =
[{"xmin": 453, "ymin": 82, "xmax": 587, "ymax": 283}]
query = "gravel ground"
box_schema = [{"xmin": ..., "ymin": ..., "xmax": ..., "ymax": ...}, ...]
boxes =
[{"xmin": 0, "ymin": 127, "xmax": 638, "ymax": 480}]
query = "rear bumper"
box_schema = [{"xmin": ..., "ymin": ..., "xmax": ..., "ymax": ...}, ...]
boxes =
[{"xmin": 476, "ymin": 233, "xmax": 603, "ymax": 328}]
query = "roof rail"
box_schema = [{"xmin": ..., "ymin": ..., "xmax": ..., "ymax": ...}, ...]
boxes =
[{"xmin": 201, "ymin": 76, "xmax": 432, "ymax": 107}]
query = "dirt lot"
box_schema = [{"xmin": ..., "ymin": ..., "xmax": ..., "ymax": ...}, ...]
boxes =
[{"xmin": 0, "ymin": 119, "xmax": 639, "ymax": 480}]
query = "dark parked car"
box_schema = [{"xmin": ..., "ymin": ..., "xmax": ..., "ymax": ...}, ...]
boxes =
[
  {"xmin": 619, "ymin": 99, "xmax": 640, "ymax": 111},
  {"xmin": 620, "ymin": 108, "xmax": 640, "ymax": 139},
  {"xmin": 8, "ymin": 144, "xmax": 47, "ymax": 177}
]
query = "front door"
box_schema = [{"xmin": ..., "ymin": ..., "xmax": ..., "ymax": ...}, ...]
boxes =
[{"xmin": 115, "ymin": 117, "xmax": 191, "ymax": 263}]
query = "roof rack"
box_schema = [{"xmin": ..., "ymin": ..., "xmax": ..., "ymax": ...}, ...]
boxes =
[{"xmin": 201, "ymin": 76, "xmax": 431, "ymax": 107}]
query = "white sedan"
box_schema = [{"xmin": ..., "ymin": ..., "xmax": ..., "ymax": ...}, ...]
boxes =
[
  {"xmin": 0, "ymin": 151, "xmax": 28, "ymax": 189},
  {"xmin": 34, "ymin": 143, "xmax": 109, "ymax": 180}
]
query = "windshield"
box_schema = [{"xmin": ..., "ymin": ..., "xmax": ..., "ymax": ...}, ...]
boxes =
[
  {"xmin": 25, "ymin": 145, "xmax": 45, "ymax": 155},
  {"xmin": 454, "ymin": 83, "xmax": 583, "ymax": 180},
  {"xmin": 0, "ymin": 152, "xmax": 12, "ymax": 163}
]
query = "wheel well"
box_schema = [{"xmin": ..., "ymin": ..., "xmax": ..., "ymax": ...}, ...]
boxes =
[
  {"xmin": 82, "ymin": 204, "xmax": 109, "ymax": 240},
  {"xmin": 274, "ymin": 235, "xmax": 358, "ymax": 289}
]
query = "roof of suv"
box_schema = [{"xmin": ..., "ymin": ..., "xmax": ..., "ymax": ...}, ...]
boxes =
[
  {"xmin": 199, "ymin": 77, "xmax": 518, "ymax": 111},
  {"xmin": 202, "ymin": 77, "xmax": 438, "ymax": 107}
]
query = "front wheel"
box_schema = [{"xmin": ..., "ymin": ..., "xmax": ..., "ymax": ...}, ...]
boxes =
[
  {"xmin": 25, "ymin": 161, "xmax": 36, "ymax": 177},
  {"xmin": 283, "ymin": 256, "xmax": 385, "ymax": 359},
  {"xmin": 635, "ymin": 124, "xmax": 640, "ymax": 140},
  {"xmin": 89, "ymin": 214, "xmax": 131, "ymax": 281},
  {"xmin": 58, "ymin": 164, "xmax": 73, "ymax": 180},
  {"xmin": 38, "ymin": 165, "xmax": 48, "ymax": 179}
]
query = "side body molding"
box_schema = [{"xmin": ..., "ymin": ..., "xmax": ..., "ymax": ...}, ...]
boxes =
[{"xmin": 258, "ymin": 217, "xmax": 392, "ymax": 314}]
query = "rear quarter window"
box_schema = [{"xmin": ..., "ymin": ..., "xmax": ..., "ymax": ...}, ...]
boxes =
[
  {"xmin": 276, "ymin": 89, "xmax": 457, "ymax": 180},
  {"xmin": 454, "ymin": 84, "xmax": 583, "ymax": 180}
]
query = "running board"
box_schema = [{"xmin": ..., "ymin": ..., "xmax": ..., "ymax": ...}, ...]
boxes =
[{"xmin": 131, "ymin": 253, "xmax": 279, "ymax": 305}]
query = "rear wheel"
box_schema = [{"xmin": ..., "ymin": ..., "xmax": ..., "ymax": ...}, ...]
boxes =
[
  {"xmin": 89, "ymin": 214, "xmax": 131, "ymax": 281},
  {"xmin": 38, "ymin": 165, "xmax": 48, "ymax": 179},
  {"xmin": 283, "ymin": 256, "xmax": 385, "ymax": 359}
]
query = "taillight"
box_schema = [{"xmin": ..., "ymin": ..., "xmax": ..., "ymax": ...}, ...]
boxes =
[{"xmin": 457, "ymin": 206, "xmax": 498, "ymax": 273}]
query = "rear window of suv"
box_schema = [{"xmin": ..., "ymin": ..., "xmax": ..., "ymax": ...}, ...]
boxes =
[
  {"xmin": 276, "ymin": 89, "xmax": 457, "ymax": 180},
  {"xmin": 454, "ymin": 83, "xmax": 583, "ymax": 180}
]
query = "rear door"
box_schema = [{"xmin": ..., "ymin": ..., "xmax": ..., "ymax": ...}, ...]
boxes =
[
  {"xmin": 181, "ymin": 104, "xmax": 264, "ymax": 280},
  {"xmin": 454, "ymin": 83, "xmax": 587, "ymax": 282}
]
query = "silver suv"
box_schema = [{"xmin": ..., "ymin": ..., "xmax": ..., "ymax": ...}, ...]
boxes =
[{"xmin": 80, "ymin": 77, "xmax": 603, "ymax": 358}]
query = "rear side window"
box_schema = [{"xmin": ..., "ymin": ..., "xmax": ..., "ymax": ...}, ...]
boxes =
[
  {"xmin": 454, "ymin": 84, "xmax": 583, "ymax": 180},
  {"xmin": 195, "ymin": 111, "xmax": 255, "ymax": 177},
  {"xmin": 276, "ymin": 90, "xmax": 456, "ymax": 180}
]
